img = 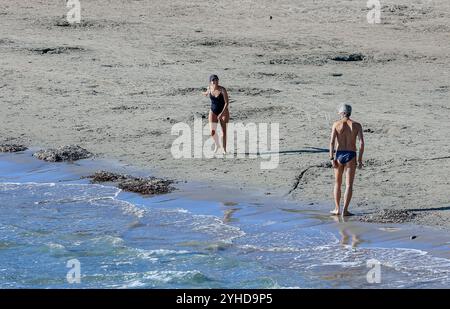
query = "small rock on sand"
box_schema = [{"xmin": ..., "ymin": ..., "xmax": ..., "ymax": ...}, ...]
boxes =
[
  {"xmin": 87, "ymin": 171, "xmax": 174, "ymax": 195},
  {"xmin": 0, "ymin": 144, "xmax": 28, "ymax": 152},
  {"xmin": 33, "ymin": 145, "xmax": 93, "ymax": 162}
]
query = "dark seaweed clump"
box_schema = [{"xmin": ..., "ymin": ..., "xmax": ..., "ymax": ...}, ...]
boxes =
[{"xmin": 87, "ymin": 171, "xmax": 174, "ymax": 195}]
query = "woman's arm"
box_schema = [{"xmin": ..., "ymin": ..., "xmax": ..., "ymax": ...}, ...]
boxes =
[
  {"xmin": 218, "ymin": 87, "xmax": 229, "ymax": 116},
  {"xmin": 202, "ymin": 85, "xmax": 210, "ymax": 96}
]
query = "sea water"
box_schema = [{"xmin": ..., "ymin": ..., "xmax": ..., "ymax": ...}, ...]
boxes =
[{"xmin": 0, "ymin": 150, "xmax": 449, "ymax": 288}]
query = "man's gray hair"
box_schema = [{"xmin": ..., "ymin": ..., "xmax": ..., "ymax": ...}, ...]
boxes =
[{"xmin": 338, "ymin": 104, "xmax": 352, "ymax": 117}]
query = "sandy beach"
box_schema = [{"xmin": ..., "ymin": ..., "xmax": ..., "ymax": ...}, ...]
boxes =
[{"xmin": 1, "ymin": 0, "xmax": 449, "ymax": 228}]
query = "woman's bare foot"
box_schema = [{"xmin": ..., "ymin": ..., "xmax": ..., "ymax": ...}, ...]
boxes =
[
  {"xmin": 342, "ymin": 211, "xmax": 354, "ymax": 217},
  {"xmin": 330, "ymin": 209, "xmax": 340, "ymax": 215},
  {"xmin": 213, "ymin": 146, "xmax": 226, "ymax": 157}
]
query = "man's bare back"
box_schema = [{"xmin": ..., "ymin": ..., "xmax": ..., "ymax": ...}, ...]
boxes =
[{"xmin": 333, "ymin": 118, "xmax": 362, "ymax": 152}]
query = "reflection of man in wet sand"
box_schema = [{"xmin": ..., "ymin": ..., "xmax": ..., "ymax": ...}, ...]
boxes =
[
  {"xmin": 332, "ymin": 216, "xmax": 362, "ymax": 247},
  {"xmin": 329, "ymin": 104, "xmax": 365, "ymax": 216}
]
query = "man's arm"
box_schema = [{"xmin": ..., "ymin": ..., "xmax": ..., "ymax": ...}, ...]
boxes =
[
  {"xmin": 329, "ymin": 123, "xmax": 337, "ymax": 160},
  {"xmin": 357, "ymin": 124, "xmax": 365, "ymax": 168}
]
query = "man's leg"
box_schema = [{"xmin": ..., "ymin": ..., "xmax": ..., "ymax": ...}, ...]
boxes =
[
  {"xmin": 343, "ymin": 159, "xmax": 357, "ymax": 216},
  {"xmin": 332, "ymin": 163, "xmax": 344, "ymax": 215}
]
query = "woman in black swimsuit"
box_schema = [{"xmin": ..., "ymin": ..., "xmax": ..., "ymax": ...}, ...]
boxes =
[{"xmin": 202, "ymin": 74, "xmax": 229, "ymax": 154}]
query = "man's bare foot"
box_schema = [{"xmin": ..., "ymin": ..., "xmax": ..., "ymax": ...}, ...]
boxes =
[
  {"xmin": 342, "ymin": 211, "xmax": 354, "ymax": 217},
  {"xmin": 214, "ymin": 145, "xmax": 220, "ymax": 154},
  {"xmin": 330, "ymin": 209, "xmax": 340, "ymax": 215}
]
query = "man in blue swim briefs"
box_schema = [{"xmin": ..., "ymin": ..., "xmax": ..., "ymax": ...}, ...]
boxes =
[{"xmin": 329, "ymin": 104, "xmax": 365, "ymax": 216}]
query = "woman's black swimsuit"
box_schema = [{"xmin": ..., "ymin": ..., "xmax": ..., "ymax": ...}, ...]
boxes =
[{"xmin": 209, "ymin": 90, "xmax": 225, "ymax": 116}]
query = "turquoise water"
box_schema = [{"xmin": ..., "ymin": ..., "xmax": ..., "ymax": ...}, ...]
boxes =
[{"xmin": 0, "ymin": 150, "xmax": 449, "ymax": 288}]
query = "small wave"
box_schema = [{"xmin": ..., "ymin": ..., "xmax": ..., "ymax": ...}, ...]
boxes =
[
  {"xmin": 114, "ymin": 270, "xmax": 211, "ymax": 288},
  {"xmin": 133, "ymin": 248, "xmax": 191, "ymax": 262},
  {"xmin": 0, "ymin": 182, "xmax": 121, "ymax": 203},
  {"xmin": 191, "ymin": 215, "xmax": 246, "ymax": 243},
  {"xmin": 239, "ymin": 228, "xmax": 339, "ymax": 252},
  {"xmin": 45, "ymin": 242, "xmax": 66, "ymax": 250},
  {"xmin": 90, "ymin": 235, "xmax": 125, "ymax": 246},
  {"xmin": 90, "ymin": 197, "xmax": 145, "ymax": 219},
  {"xmin": 145, "ymin": 249, "xmax": 190, "ymax": 256},
  {"xmin": 119, "ymin": 280, "xmax": 147, "ymax": 288},
  {"xmin": 141, "ymin": 208, "xmax": 246, "ymax": 245},
  {"xmin": 291, "ymin": 245, "xmax": 450, "ymax": 287},
  {"xmin": 142, "ymin": 270, "xmax": 210, "ymax": 284},
  {"xmin": 238, "ymin": 244, "xmax": 302, "ymax": 253}
]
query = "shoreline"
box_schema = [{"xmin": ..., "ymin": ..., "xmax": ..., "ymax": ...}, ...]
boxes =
[
  {"xmin": 1, "ymin": 148, "xmax": 450, "ymax": 260},
  {"xmin": 1, "ymin": 144, "xmax": 449, "ymax": 232}
]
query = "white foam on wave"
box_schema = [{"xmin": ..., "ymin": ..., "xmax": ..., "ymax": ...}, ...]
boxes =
[
  {"xmin": 0, "ymin": 181, "xmax": 148, "ymax": 220},
  {"xmin": 90, "ymin": 235, "xmax": 125, "ymax": 246},
  {"xmin": 111, "ymin": 270, "xmax": 209, "ymax": 288},
  {"xmin": 191, "ymin": 215, "xmax": 246, "ymax": 244},
  {"xmin": 233, "ymin": 223, "xmax": 450, "ymax": 287},
  {"xmin": 238, "ymin": 244, "xmax": 302, "ymax": 253},
  {"xmin": 145, "ymin": 249, "xmax": 190, "ymax": 256},
  {"xmin": 238, "ymin": 228, "xmax": 339, "ymax": 253},
  {"xmin": 142, "ymin": 270, "xmax": 207, "ymax": 283},
  {"xmin": 132, "ymin": 248, "xmax": 191, "ymax": 262},
  {"xmin": 45, "ymin": 242, "xmax": 66, "ymax": 250},
  {"xmin": 173, "ymin": 208, "xmax": 189, "ymax": 213},
  {"xmin": 119, "ymin": 280, "xmax": 147, "ymax": 288},
  {"xmin": 292, "ymin": 244, "xmax": 450, "ymax": 287},
  {"xmin": 1, "ymin": 181, "xmax": 246, "ymax": 245},
  {"xmin": 89, "ymin": 197, "xmax": 146, "ymax": 219},
  {"xmin": 1, "ymin": 182, "xmax": 121, "ymax": 205},
  {"xmin": 142, "ymin": 207, "xmax": 247, "ymax": 245}
]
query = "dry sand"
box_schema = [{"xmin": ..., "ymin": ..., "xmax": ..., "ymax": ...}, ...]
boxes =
[{"xmin": 1, "ymin": 1, "xmax": 449, "ymax": 228}]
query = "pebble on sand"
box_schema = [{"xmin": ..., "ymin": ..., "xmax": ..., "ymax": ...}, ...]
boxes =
[{"xmin": 33, "ymin": 145, "xmax": 93, "ymax": 162}]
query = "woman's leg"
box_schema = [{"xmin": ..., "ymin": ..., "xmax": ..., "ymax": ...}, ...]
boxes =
[
  {"xmin": 209, "ymin": 111, "xmax": 220, "ymax": 152},
  {"xmin": 219, "ymin": 108, "xmax": 229, "ymax": 153}
]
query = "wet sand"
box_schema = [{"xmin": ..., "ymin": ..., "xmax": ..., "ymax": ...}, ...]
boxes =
[{"xmin": 0, "ymin": 1, "xmax": 449, "ymax": 228}]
